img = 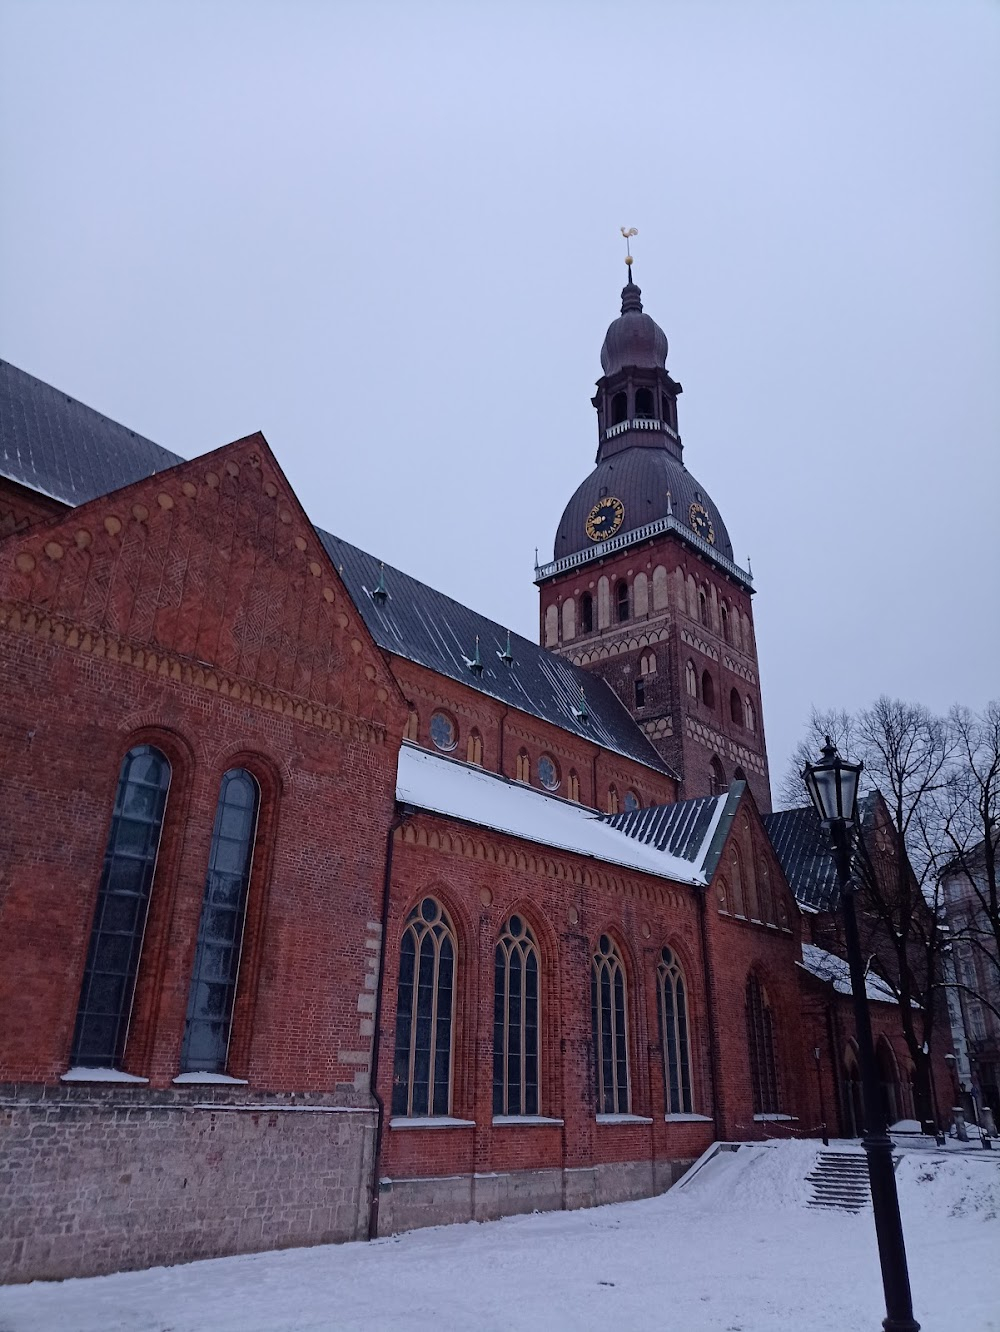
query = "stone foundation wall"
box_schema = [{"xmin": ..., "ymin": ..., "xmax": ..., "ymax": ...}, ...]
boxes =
[
  {"xmin": 1, "ymin": 1085, "xmax": 375, "ymax": 1283},
  {"xmin": 377, "ymin": 1156, "xmax": 696, "ymax": 1235}
]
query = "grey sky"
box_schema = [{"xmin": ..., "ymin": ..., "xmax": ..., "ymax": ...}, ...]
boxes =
[{"xmin": 2, "ymin": 0, "xmax": 997, "ymax": 795}]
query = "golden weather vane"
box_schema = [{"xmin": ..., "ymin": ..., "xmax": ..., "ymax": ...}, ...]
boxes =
[{"xmin": 620, "ymin": 226, "xmax": 638, "ymax": 267}]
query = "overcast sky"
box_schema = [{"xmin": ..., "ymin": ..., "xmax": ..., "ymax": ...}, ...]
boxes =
[{"xmin": 1, "ymin": 0, "xmax": 997, "ymax": 798}]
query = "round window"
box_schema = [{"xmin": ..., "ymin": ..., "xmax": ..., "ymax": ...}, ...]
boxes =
[
  {"xmin": 429, "ymin": 711, "xmax": 457, "ymax": 752},
  {"xmin": 623, "ymin": 789, "xmax": 640, "ymax": 813},
  {"xmin": 538, "ymin": 755, "xmax": 560, "ymax": 791}
]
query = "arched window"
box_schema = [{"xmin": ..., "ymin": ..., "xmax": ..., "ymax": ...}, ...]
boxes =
[
  {"xmin": 568, "ymin": 770, "xmax": 580, "ymax": 802},
  {"xmin": 616, "ymin": 580, "xmax": 630, "ymax": 623},
  {"xmin": 71, "ymin": 745, "xmax": 171, "ymax": 1068},
  {"xmin": 729, "ymin": 844, "xmax": 746, "ymax": 914},
  {"xmin": 734, "ymin": 765, "xmax": 747, "ymax": 782},
  {"xmin": 635, "ymin": 386, "xmax": 654, "ymax": 419},
  {"xmin": 634, "ymin": 676, "xmax": 645, "ymax": 708},
  {"xmin": 516, "ymin": 750, "xmax": 530, "ymax": 783},
  {"xmin": 467, "ymin": 729, "xmax": 483, "ymax": 766},
  {"xmin": 607, "ymin": 785, "xmax": 620, "ymax": 815},
  {"xmin": 591, "ymin": 935, "xmax": 630, "ymax": 1114},
  {"xmin": 405, "ymin": 710, "xmax": 419, "ymax": 741},
  {"xmin": 746, "ymin": 974, "xmax": 781, "ymax": 1115},
  {"xmin": 641, "ymin": 652, "xmax": 657, "ymax": 676},
  {"xmin": 181, "ymin": 769, "xmax": 260, "ymax": 1074},
  {"xmin": 624, "ymin": 789, "xmax": 640, "ymax": 813},
  {"xmin": 430, "ymin": 711, "xmax": 457, "ymax": 752},
  {"xmin": 698, "ymin": 587, "xmax": 710, "ymax": 627},
  {"xmin": 744, "ymin": 696, "xmax": 756, "ymax": 733},
  {"xmin": 701, "ymin": 671, "xmax": 715, "ymax": 709},
  {"xmin": 720, "ymin": 602, "xmax": 731, "ymax": 644},
  {"xmin": 710, "ymin": 756, "xmax": 727, "ymax": 797},
  {"xmin": 611, "ymin": 391, "xmax": 627, "ymax": 425},
  {"xmin": 493, "ymin": 916, "xmax": 540, "ymax": 1116},
  {"xmin": 730, "ymin": 688, "xmax": 742, "ymax": 725},
  {"xmin": 562, "ymin": 598, "xmax": 576, "ymax": 642},
  {"xmin": 658, "ymin": 947, "xmax": 693, "ymax": 1114},
  {"xmin": 757, "ymin": 861, "xmax": 775, "ymax": 925},
  {"xmin": 580, "ymin": 591, "xmax": 594, "ymax": 634},
  {"xmin": 876, "ymin": 1037, "xmax": 902, "ymax": 1126},
  {"xmin": 685, "ymin": 659, "xmax": 698, "ymax": 698},
  {"xmin": 392, "ymin": 898, "xmax": 456, "ymax": 1117},
  {"xmin": 538, "ymin": 754, "xmax": 560, "ymax": 792}
]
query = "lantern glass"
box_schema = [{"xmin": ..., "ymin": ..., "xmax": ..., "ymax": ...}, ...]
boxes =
[{"xmin": 802, "ymin": 737, "xmax": 863, "ymax": 828}]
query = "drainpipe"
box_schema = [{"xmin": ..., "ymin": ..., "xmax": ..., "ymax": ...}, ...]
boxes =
[
  {"xmin": 366, "ymin": 803, "xmax": 413, "ymax": 1241},
  {"xmin": 696, "ymin": 887, "xmax": 721, "ymax": 1140}
]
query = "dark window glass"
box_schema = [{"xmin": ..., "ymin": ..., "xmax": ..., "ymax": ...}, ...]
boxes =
[
  {"xmin": 635, "ymin": 387, "xmax": 654, "ymax": 419},
  {"xmin": 710, "ymin": 757, "xmax": 726, "ymax": 796},
  {"xmin": 71, "ymin": 746, "xmax": 171, "ymax": 1067},
  {"xmin": 493, "ymin": 917, "xmax": 541, "ymax": 1116},
  {"xmin": 702, "ymin": 671, "xmax": 715, "ymax": 709},
  {"xmin": 746, "ymin": 975, "xmax": 781, "ymax": 1114},
  {"xmin": 730, "ymin": 688, "xmax": 743, "ymax": 725},
  {"xmin": 616, "ymin": 581, "xmax": 630, "ymax": 623},
  {"xmin": 611, "ymin": 391, "xmax": 627, "ymax": 426},
  {"xmin": 591, "ymin": 935, "xmax": 629, "ymax": 1114},
  {"xmin": 392, "ymin": 899, "xmax": 456, "ymax": 1117},
  {"xmin": 658, "ymin": 947, "xmax": 693, "ymax": 1114},
  {"xmin": 180, "ymin": 769, "xmax": 260, "ymax": 1073},
  {"xmin": 634, "ymin": 677, "xmax": 645, "ymax": 708},
  {"xmin": 580, "ymin": 592, "xmax": 594, "ymax": 634},
  {"xmin": 429, "ymin": 712, "xmax": 457, "ymax": 752}
]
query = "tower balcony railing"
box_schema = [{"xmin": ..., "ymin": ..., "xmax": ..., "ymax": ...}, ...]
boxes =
[
  {"xmin": 534, "ymin": 514, "xmax": 753, "ymax": 589},
  {"xmin": 603, "ymin": 417, "xmax": 679, "ymax": 442}
]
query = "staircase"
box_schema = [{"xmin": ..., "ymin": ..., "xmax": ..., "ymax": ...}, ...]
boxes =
[{"xmin": 805, "ymin": 1151, "xmax": 873, "ymax": 1212}]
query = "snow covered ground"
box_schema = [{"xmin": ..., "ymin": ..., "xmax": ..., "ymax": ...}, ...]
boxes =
[{"xmin": 1, "ymin": 1141, "xmax": 998, "ymax": 1332}]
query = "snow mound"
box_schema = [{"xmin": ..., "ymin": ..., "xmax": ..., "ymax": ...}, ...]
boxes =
[{"xmin": 895, "ymin": 1153, "xmax": 1000, "ymax": 1222}]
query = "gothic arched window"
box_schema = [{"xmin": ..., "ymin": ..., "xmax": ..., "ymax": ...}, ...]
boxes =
[
  {"xmin": 701, "ymin": 671, "xmax": 715, "ymax": 709},
  {"xmin": 493, "ymin": 916, "xmax": 540, "ymax": 1116},
  {"xmin": 611, "ymin": 391, "xmax": 627, "ymax": 425},
  {"xmin": 635, "ymin": 386, "xmax": 654, "ymax": 419},
  {"xmin": 746, "ymin": 974, "xmax": 781, "ymax": 1115},
  {"xmin": 730, "ymin": 688, "xmax": 743, "ymax": 726},
  {"xmin": 181, "ymin": 768, "xmax": 260, "ymax": 1074},
  {"xmin": 744, "ymin": 697, "xmax": 757, "ymax": 733},
  {"xmin": 616, "ymin": 580, "xmax": 630, "ymax": 623},
  {"xmin": 729, "ymin": 843, "xmax": 746, "ymax": 914},
  {"xmin": 516, "ymin": 750, "xmax": 530, "ymax": 783},
  {"xmin": 568, "ymin": 771, "xmax": 581, "ymax": 803},
  {"xmin": 698, "ymin": 588, "xmax": 710, "ymax": 627},
  {"xmin": 592, "ymin": 935, "xmax": 630, "ymax": 1114},
  {"xmin": 658, "ymin": 947, "xmax": 693, "ymax": 1114},
  {"xmin": 392, "ymin": 898, "xmax": 456, "ymax": 1118},
  {"xmin": 405, "ymin": 710, "xmax": 419, "ymax": 741},
  {"xmin": 580, "ymin": 591, "xmax": 594, "ymax": 634},
  {"xmin": 685, "ymin": 659, "xmax": 698, "ymax": 698},
  {"xmin": 710, "ymin": 756, "xmax": 727, "ymax": 798},
  {"xmin": 467, "ymin": 729, "xmax": 483, "ymax": 766},
  {"xmin": 607, "ymin": 785, "xmax": 620, "ymax": 815},
  {"xmin": 71, "ymin": 744, "xmax": 172, "ymax": 1068},
  {"xmin": 720, "ymin": 602, "xmax": 731, "ymax": 644}
]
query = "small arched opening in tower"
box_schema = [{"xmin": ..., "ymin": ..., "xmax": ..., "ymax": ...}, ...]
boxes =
[
  {"xmin": 635, "ymin": 386, "xmax": 654, "ymax": 419},
  {"xmin": 710, "ymin": 756, "xmax": 726, "ymax": 796},
  {"xmin": 580, "ymin": 591, "xmax": 594, "ymax": 634},
  {"xmin": 701, "ymin": 670, "xmax": 715, "ymax": 709},
  {"xmin": 611, "ymin": 391, "xmax": 627, "ymax": 426},
  {"xmin": 730, "ymin": 688, "xmax": 742, "ymax": 726},
  {"xmin": 616, "ymin": 580, "xmax": 630, "ymax": 623}
]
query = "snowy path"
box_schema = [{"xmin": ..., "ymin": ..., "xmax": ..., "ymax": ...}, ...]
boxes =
[{"xmin": 1, "ymin": 1142, "xmax": 998, "ymax": 1332}]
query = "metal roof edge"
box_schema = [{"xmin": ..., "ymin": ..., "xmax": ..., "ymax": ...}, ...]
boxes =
[{"xmin": 700, "ymin": 780, "xmax": 746, "ymax": 882}]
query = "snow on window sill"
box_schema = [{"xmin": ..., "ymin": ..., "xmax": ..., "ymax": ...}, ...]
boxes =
[
  {"xmin": 753, "ymin": 1113, "xmax": 798, "ymax": 1122},
  {"xmin": 61, "ymin": 1067, "xmax": 149, "ymax": 1084},
  {"xmin": 172, "ymin": 1072, "xmax": 248, "ymax": 1085},
  {"xmin": 389, "ymin": 1116, "xmax": 476, "ymax": 1130},
  {"xmin": 492, "ymin": 1115, "xmax": 564, "ymax": 1126},
  {"xmin": 664, "ymin": 1113, "xmax": 714, "ymax": 1123},
  {"xmin": 596, "ymin": 1113, "xmax": 654, "ymax": 1125}
]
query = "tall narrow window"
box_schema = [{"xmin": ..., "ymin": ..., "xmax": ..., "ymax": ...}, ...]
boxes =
[
  {"xmin": 720, "ymin": 602, "xmax": 731, "ymax": 643},
  {"xmin": 392, "ymin": 898, "xmax": 456, "ymax": 1117},
  {"xmin": 698, "ymin": 588, "xmax": 710, "ymax": 627},
  {"xmin": 467, "ymin": 729, "xmax": 483, "ymax": 765},
  {"xmin": 744, "ymin": 697, "xmax": 757, "ymax": 733},
  {"xmin": 607, "ymin": 785, "xmax": 620, "ymax": 815},
  {"xmin": 685, "ymin": 659, "xmax": 698, "ymax": 698},
  {"xmin": 616, "ymin": 580, "xmax": 630, "ymax": 623},
  {"xmin": 568, "ymin": 771, "xmax": 581, "ymax": 802},
  {"xmin": 611, "ymin": 391, "xmax": 627, "ymax": 425},
  {"xmin": 405, "ymin": 711, "xmax": 419, "ymax": 741},
  {"xmin": 580, "ymin": 591, "xmax": 594, "ymax": 634},
  {"xmin": 702, "ymin": 671, "xmax": 715, "ymax": 709},
  {"xmin": 181, "ymin": 769, "xmax": 260, "ymax": 1073},
  {"xmin": 592, "ymin": 935, "xmax": 630, "ymax": 1114},
  {"xmin": 634, "ymin": 676, "xmax": 645, "ymax": 708},
  {"xmin": 71, "ymin": 745, "xmax": 171, "ymax": 1068},
  {"xmin": 635, "ymin": 386, "xmax": 654, "ymax": 418},
  {"xmin": 710, "ymin": 756, "xmax": 727, "ymax": 797},
  {"xmin": 516, "ymin": 750, "xmax": 530, "ymax": 783},
  {"xmin": 658, "ymin": 947, "xmax": 693, "ymax": 1114},
  {"xmin": 730, "ymin": 688, "xmax": 742, "ymax": 725},
  {"xmin": 746, "ymin": 974, "xmax": 781, "ymax": 1115},
  {"xmin": 729, "ymin": 844, "xmax": 746, "ymax": 914},
  {"xmin": 493, "ymin": 916, "xmax": 540, "ymax": 1116}
]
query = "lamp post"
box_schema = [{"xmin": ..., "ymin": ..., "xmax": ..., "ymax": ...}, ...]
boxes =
[{"xmin": 803, "ymin": 737, "xmax": 919, "ymax": 1332}]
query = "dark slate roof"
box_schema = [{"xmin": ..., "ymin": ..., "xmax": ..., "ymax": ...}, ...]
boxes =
[
  {"xmin": 0, "ymin": 359, "xmax": 674, "ymax": 779},
  {"xmin": 0, "ymin": 360, "xmax": 183, "ymax": 505},
  {"xmin": 317, "ymin": 530, "xmax": 674, "ymax": 776},
  {"xmin": 604, "ymin": 793, "xmax": 724, "ymax": 863},
  {"xmin": 763, "ymin": 794, "xmax": 878, "ymax": 912}
]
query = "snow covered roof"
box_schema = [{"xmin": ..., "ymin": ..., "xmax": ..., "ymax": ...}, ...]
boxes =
[
  {"xmin": 396, "ymin": 743, "xmax": 724, "ymax": 885},
  {"xmin": 797, "ymin": 943, "xmax": 899, "ymax": 1004}
]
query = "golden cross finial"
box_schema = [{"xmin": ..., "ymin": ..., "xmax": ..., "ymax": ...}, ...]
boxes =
[{"xmin": 620, "ymin": 226, "xmax": 638, "ymax": 267}]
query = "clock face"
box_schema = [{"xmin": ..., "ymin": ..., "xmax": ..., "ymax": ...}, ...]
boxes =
[
  {"xmin": 585, "ymin": 496, "xmax": 625, "ymax": 542},
  {"xmin": 689, "ymin": 501, "xmax": 716, "ymax": 545}
]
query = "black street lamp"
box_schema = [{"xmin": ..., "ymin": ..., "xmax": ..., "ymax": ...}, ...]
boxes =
[{"xmin": 803, "ymin": 737, "xmax": 920, "ymax": 1332}]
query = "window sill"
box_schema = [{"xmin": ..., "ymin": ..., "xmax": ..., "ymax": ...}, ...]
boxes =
[
  {"xmin": 492, "ymin": 1115, "xmax": 564, "ymax": 1127},
  {"xmin": 596, "ymin": 1113, "xmax": 653, "ymax": 1125},
  {"xmin": 61, "ymin": 1067, "xmax": 149, "ymax": 1084},
  {"xmin": 389, "ymin": 1116, "xmax": 476, "ymax": 1130},
  {"xmin": 664, "ymin": 1113, "xmax": 714, "ymax": 1123},
  {"xmin": 172, "ymin": 1072, "xmax": 248, "ymax": 1086},
  {"xmin": 753, "ymin": 1113, "xmax": 798, "ymax": 1122}
]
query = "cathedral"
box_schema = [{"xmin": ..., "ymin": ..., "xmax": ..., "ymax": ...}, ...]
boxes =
[{"xmin": 0, "ymin": 265, "xmax": 948, "ymax": 1282}]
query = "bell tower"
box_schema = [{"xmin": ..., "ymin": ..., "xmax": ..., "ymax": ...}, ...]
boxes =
[{"xmin": 536, "ymin": 258, "xmax": 771, "ymax": 811}]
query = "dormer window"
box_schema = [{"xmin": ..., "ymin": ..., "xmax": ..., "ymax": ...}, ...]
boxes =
[
  {"xmin": 611, "ymin": 391, "xmax": 627, "ymax": 426},
  {"xmin": 635, "ymin": 387, "xmax": 654, "ymax": 419}
]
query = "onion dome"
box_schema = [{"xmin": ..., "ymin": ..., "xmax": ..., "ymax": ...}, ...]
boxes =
[{"xmin": 600, "ymin": 275, "xmax": 669, "ymax": 375}]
